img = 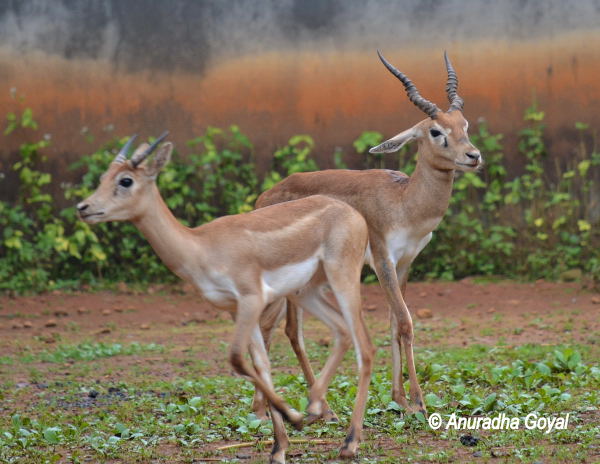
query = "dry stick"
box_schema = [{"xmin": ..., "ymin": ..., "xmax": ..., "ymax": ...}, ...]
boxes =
[{"xmin": 216, "ymin": 438, "xmax": 333, "ymax": 451}]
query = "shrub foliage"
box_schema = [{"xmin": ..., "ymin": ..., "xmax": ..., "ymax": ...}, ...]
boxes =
[{"xmin": 0, "ymin": 103, "xmax": 598, "ymax": 293}]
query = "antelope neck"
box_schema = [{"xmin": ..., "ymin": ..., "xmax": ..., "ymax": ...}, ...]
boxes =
[
  {"xmin": 131, "ymin": 184, "xmax": 199, "ymax": 274},
  {"xmin": 402, "ymin": 158, "xmax": 455, "ymax": 222}
]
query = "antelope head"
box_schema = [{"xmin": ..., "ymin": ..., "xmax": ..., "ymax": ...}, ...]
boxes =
[
  {"xmin": 77, "ymin": 132, "xmax": 172, "ymax": 224},
  {"xmin": 370, "ymin": 51, "xmax": 482, "ymax": 172}
]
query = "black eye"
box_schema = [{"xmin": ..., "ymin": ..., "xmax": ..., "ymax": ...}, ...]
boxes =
[
  {"xmin": 430, "ymin": 129, "xmax": 442, "ymax": 137},
  {"xmin": 119, "ymin": 178, "xmax": 133, "ymax": 188}
]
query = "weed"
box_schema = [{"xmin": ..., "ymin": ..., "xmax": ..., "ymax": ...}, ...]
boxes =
[{"xmin": 0, "ymin": 102, "xmax": 598, "ymax": 293}]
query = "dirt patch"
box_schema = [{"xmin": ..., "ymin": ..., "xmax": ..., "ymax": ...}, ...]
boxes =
[
  {"xmin": 1, "ymin": 280, "xmax": 598, "ymax": 354},
  {"xmin": 1, "ymin": 281, "xmax": 599, "ymax": 463}
]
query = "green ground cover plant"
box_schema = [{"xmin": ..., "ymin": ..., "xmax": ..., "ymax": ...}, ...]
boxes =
[
  {"xmin": 0, "ymin": 333, "xmax": 597, "ymax": 463},
  {"xmin": 0, "ymin": 342, "xmax": 164, "ymax": 365},
  {"xmin": 0, "ymin": 101, "xmax": 598, "ymax": 293}
]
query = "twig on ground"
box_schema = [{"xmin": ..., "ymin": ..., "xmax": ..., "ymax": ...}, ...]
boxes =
[{"xmin": 216, "ymin": 438, "xmax": 333, "ymax": 451}]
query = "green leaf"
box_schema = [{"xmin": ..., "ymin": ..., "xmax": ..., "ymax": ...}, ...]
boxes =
[
  {"xmin": 424, "ymin": 393, "xmax": 445, "ymax": 408},
  {"xmin": 577, "ymin": 220, "xmax": 591, "ymax": 232},
  {"xmin": 248, "ymin": 418, "xmax": 262, "ymax": 430},
  {"xmin": 43, "ymin": 427, "xmax": 60, "ymax": 444},
  {"xmin": 559, "ymin": 392, "xmax": 572, "ymax": 402},
  {"xmin": 536, "ymin": 362, "xmax": 551, "ymax": 376},
  {"xmin": 578, "ymin": 159, "xmax": 591, "ymax": 177},
  {"xmin": 188, "ymin": 396, "xmax": 202, "ymax": 408},
  {"xmin": 89, "ymin": 244, "xmax": 106, "ymax": 261},
  {"xmin": 353, "ymin": 131, "xmax": 383, "ymax": 154},
  {"xmin": 482, "ymin": 393, "xmax": 497, "ymax": 412}
]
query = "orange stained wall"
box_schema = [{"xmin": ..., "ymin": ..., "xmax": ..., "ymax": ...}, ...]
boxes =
[{"xmin": 0, "ymin": 1, "xmax": 599, "ymax": 201}]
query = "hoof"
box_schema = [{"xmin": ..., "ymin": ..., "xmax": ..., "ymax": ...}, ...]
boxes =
[
  {"xmin": 340, "ymin": 425, "xmax": 358, "ymax": 458},
  {"xmin": 286, "ymin": 409, "xmax": 304, "ymax": 430},
  {"xmin": 392, "ymin": 394, "xmax": 411, "ymax": 411},
  {"xmin": 292, "ymin": 418, "xmax": 303, "ymax": 431},
  {"xmin": 408, "ymin": 400, "xmax": 427, "ymax": 418},
  {"xmin": 270, "ymin": 440, "xmax": 287, "ymax": 464},
  {"xmin": 306, "ymin": 407, "xmax": 339, "ymax": 425},
  {"xmin": 393, "ymin": 395, "xmax": 427, "ymax": 417},
  {"xmin": 305, "ymin": 412, "xmax": 320, "ymax": 425},
  {"xmin": 321, "ymin": 409, "xmax": 339, "ymax": 423},
  {"xmin": 339, "ymin": 445, "xmax": 358, "ymax": 459},
  {"xmin": 253, "ymin": 411, "xmax": 270, "ymax": 421}
]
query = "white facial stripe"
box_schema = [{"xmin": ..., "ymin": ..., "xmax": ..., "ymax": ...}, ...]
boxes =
[
  {"xmin": 430, "ymin": 123, "xmax": 451, "ymax": 137},
  {"xmin": 116, "ymin": 172, "xmax": 129, "ymax": 183},
  {"xmin": 431, "ymin": 123, "xmax": 445, "ymax": 136},
  {"xmin": 429, "ymin": 123, "xmax": 450, "ymax": 146}
]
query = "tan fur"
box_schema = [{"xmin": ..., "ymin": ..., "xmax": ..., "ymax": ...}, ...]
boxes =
[
  {"xmin": 77, "ymin": 141, "xmax": 375, "ymax": 462},
  {"xmin": 254, "ymin": 105, "xmax": 482, "ymax": 418}
]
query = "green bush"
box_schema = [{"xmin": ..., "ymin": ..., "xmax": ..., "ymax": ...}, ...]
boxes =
[
  {"xmin": 413, "ymin": 104, "xmax": 599, "ymax": 280},
  {"xmin": 0, "ymin": 102, "xmax": 598, "ymax": 293}
]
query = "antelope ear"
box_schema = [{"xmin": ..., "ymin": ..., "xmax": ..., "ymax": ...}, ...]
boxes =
[
  {"xmin": 145, "ymin": 142, "xmax": 173, "ymax": 177},
  {"xmin": 369, "ymin": 126, "xmax": 420, "ymax": 154}
]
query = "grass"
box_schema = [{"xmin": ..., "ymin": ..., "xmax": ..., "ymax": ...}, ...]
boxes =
[
  {"xmin": 0, "ymin": 342, "xmax": 164, "ymax": 365},
  {"xmin": 0, "ymin": 323, "xmax": 598, "ymax": 463}
]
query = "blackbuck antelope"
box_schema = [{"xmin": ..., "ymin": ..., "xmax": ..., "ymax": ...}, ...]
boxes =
[
  {"xmin": 76, "ymin": 134, "xmax": 375, "ymax": 463},
  {"xmin": 254, "ymin": 51, "xmax": 483, "ymax": 418}
]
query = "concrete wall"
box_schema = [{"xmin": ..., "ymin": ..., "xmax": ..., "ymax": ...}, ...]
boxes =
[{"xmin": 1, "ymin": 0, "xmax": 599, "ymax": 200}]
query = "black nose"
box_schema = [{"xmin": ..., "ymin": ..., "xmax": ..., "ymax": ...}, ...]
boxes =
[
  {"xmin": 466, "ymin": 152, "xmax": 481, "ymax": 161},
  {"xmin": 77, "ymin": 203, "xmax": 89, "ymax": 212}
]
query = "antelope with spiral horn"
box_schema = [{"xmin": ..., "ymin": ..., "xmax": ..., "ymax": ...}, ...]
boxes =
[{"xmin": 253, "ymin": 51, "xmax": 483, "ymax": 419}]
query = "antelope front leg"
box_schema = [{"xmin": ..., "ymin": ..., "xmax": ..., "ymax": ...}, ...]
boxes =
[
  {"xmin": 374, "ymin": 255, "xmax": 426, "ymax": 415},
  {"xmin": 389, "ymin": 309, "xmax": 409, "ymax": 410},
  {"xmin": 397, "ymin": 266, "xmax": 426, "ymax": 415},
  {"xmin": 249, "ymin": 330, "xmax": 289, "ymax": 464}
]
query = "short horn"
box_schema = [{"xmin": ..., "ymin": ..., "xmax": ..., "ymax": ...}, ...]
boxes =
[
  {"xmin": 444, "ymin": 51, "xmax": 464, "ymax": 112},
  {"xmin": 114, "ymin": 134, "xmax": 138, "ymax": 164},
  {"xmin": 131, "ymin": 131, "xmax": 170, "ymax": 167},
  {"xmin": 377, "ymin": 50, "xmax": 439, "ymax": 119}
]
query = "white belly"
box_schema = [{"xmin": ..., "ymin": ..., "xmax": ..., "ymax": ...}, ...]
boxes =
[
  {"xmin": 261, "ymin": 255, "xmax": 319, "ymax": 303},
  {"xmin": 192, "ymin": 272, "xmax": 238, "ymax": 307}
]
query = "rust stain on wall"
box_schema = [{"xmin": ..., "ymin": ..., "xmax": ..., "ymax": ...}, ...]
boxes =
[{"xmin": 1, "ymin": 30, "xmax": 599, "ymax": 180}]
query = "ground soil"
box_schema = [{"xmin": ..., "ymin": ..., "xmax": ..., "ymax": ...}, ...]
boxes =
[
  {"xmin": 1, "ymin": 280, "xmax": 598, "ymax": 352},
  {"xmin": 1, "ymin": 280, "xmax": 599, "ymax": 463}
]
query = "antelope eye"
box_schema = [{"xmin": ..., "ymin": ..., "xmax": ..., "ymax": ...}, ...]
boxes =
[
  {"xmin": 430, "ymin": 129, "xmax": 442, "ymax": 138},
  {"xmin": 119, "ymin": 177, "xmax": 133, "ymax": 188}
]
